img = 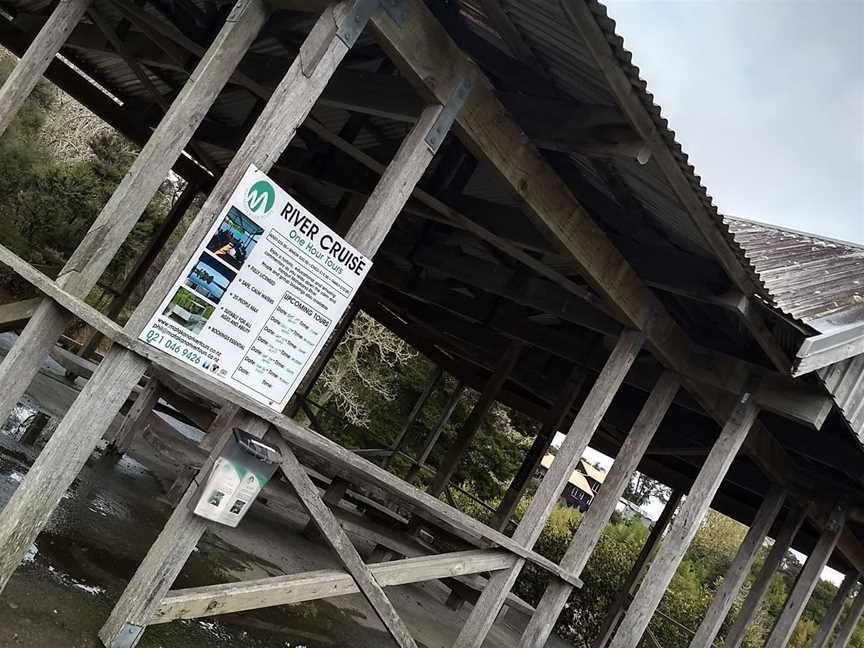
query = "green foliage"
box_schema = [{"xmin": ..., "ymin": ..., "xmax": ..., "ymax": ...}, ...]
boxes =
[{"xmin": 0, "ymin": 52, "xmax": 170, "ymax": 308}]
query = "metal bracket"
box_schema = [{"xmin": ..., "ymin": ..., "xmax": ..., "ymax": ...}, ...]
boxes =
[
  {"xmin": 337, "ymin": 0, "xmax": 409, "ymax": 49},
  {"xmin": 425, "ymin": 77, "xmax": 473, "ymax": 153},
  {"xmin": 111, "ymin": 624, "xmax": 146, "ymax": 648}
]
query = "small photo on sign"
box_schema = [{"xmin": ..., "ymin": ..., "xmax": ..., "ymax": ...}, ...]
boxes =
[
  {"xmin": 184, "ymin": 252, "xmax": 237, "ymax": 305},
  {"xmin": 162, "ymin": 287, "xmax": 215, "ymax": 335},
  {"xmin": 206, "ymin": 206, "xmax": 264, "ymax": 271}
]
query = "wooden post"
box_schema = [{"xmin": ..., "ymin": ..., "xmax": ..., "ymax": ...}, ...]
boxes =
[
  {"xmin": 109, "ymin": 378, "xmax": 162, "ymax": 455},
  {"xmin": 303, "ymin": 476, "xmax": 350, "ymax": 538},
  {"xmin": 406, "ymin": 381, "xmax": 464, "ymax": 484},
  {"xmin": 78, "ymin": 184, "xmax": 200, "ymax": 360},
  {"xmin": 490, "ymin": 366, "xmax": 584, "ymax": 532},
  {"xmin": 607, "ymin": 389, "xmax": 760, "ymax": 648},
  {"xmin": 722, "ymin": 506, "xmax": 807, "ymax": 648},
  {"xmin": 427, "ymin": 342, "xmax": 523, "ymax": 498},
  {"xmin": 99, "ymin": 411, "xmax": 259, "ymax": 648},
  {"xmin": 277, "ymin": 440, "xmax": 419, "ymax": 648},
  {"xmin": 687, "ymin": 485, "xmax": 787, "ymax": 648},
  {"xmin": 518, "ymin": 371, "xmax": 679, "ymax": 648},
  {"xmin": 382, "ymin": 365, "xmax": 442, "ymax": 468},
  {"xmin": 100, "ymin": 9, "xmax": 465, "ymax": 642},
  {"xmin": 811, "ymin": 571, "xmax": 859, "ymax": 648},
  {"xmin": 199, "ymin": 403, "xmax": 241, "ymax": 451},
  {"xmin": 0, "ymin": 0, "xmax": 91, "ymax": 137},
  {"xmin": 283, "ymin": 302, "xmax": 360, "ymax": 418},
  {"xmin": 453, "ymin": 332, "xmax": 644, "ymax": 648},
  {"xmin": 0, "ymin": 0, "xmax": 351, "ymax": 598},
  {"xmin": 0, "ymin": 0, "xmax": 269, "ymax": 426},
  {"xmin": 593, "ymin": 491, "xmax": 683, "ymax": 648},
  {"xmin": 832, "ymin": 580, "xmax": 864, "ymax": 648},
  {"xmin": 19, "ymin": 411, "xmax": 51, "ymax": 445},
  {"xmin": 763, "ymin": 501, "xmax": 847, "ymax": 648}
]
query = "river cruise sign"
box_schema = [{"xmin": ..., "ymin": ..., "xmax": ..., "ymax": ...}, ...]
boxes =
[{"xmin": 140, "ymin": 165, "xmax": 371, "ymax": 412}]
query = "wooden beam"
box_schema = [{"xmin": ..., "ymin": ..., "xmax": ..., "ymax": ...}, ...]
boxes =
[
  {"xmin": 0, "ymin": 0, "xmax": 91, "ymax": 137},
  {"xmin": 607, "ymin": 390, "xmax": 759, "ymax": 648},
  {"xmin": 453, "ymin": 331, "xmax": 643, "ymax": 648},
  {"xmin": 490, "ymin": 365, "xmax": 585, "ymax": 531},
  {"xmin": 0, "ymin": 244, "xmax": 583, "ymax": 588},
  {"xmin": 77, "ymin": 182, "xmax": 200, "ymax": 359},
  {"xmin": 99, "ymin": 411, "xmax": 259, "ymax": 647},
  {"xmin": 477, "ymin": 0, "xmax": 536, "ymax": 64},
  {"xmin": 519, "ymin": 371, "xmax": 679, "ymax": 648},
  {"xmin": 722, "ymin": 506, "xmax": 807, "ymax": 648},
  {"xmin": 592, "ymin": 491, "xmax": 683, "ymax": 648},
  {"xmin": 763, "ymin": 501, "xmax": 847, "ymax": 648},
  {"xmin": 810, "ymin": 570, "xmax": 859, "ymax": 648},
  {"xmin": 369, "ymin": 274, "xmax": 829, "ymax": 428},
  {"xmin": 277, "ymin": 439, "xmax": 419, "ymax": 648},
  {"xmin": 86, "ymin": 6, "xmax": 218, "ymax": 173},
  {"xmin": 559, "ymin": 3, "xmax": 758, "ymax": 306},
  {"xmin": 427, "ymin": 341, "xmax": 523, "ymax": 497},
  {"xmin": 384, "ymin": 365, "xmax": 442, "ymax": 468},
  {"xmin": 0, "ymin": 0, "xmax": 268, "ymax": 427},
  {"xmin": 367, "ymin": 2, "xmax": 826, "ymax": 429},
  {"xmin": 109, "ymin": 377, "xmax": 162, "ymax": 455},
  {"xmin": 0, "ymin": 22, "xmax": 212, "ymax": 188},
  {"xmin": 0, "ymin": 298, "xmax": 39, "ymax": 332},
  {"xmin": 0, "ymin": 0, "xmax": 344, "ymax": 600},
  {"xmin": 688, "ymin": 485, "xmax": 787, "ymax": 648},
  {"xmin": 407, "ymin": 381, "xmax": 465, "ymax": 484},
  {"xmin": 153, "ymin": 549, "xmax": 518, "ymax": 622},
  {"xmin": 832, "ymin": 578, "xmax": 864, "ymax": 648}
]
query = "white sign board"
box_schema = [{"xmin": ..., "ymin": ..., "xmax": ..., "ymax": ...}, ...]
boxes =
[{"xmin": 140, "ymin": 165, "xmax": 371, "ymax": 412}]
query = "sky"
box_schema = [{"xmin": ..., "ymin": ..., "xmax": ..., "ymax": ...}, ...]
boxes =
[{"xmin": 603, "ymin": 0, "xmax": 864, "ymax": 245}]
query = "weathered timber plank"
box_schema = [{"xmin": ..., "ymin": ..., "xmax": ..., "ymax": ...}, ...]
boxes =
[
  {"xmin": 366, "ymin": 0, "xmax": 818, "ymax": 427},
  {"xmin": 519, "ymin": 371, "xmax": 679, "ymax": 648},
  {"xmin": 832, "ymin": 578, "xmax": 864, "ymax": 648},
  {"xmin": 0, "ymin": 241, "xmax": 582, "ymax": 586},
  {"xmin": 277, "ymin": 439, "xmax": 419, "ymax": 648},
  {"xmin": 810, "ymin": 570, "xmax": 858, "ymax": 648},
  {"xmin": 152, "ymin": 549, "xmax": 518, "ymax": 622},
  {"xmin": 452, "ymin": 331, "xmax": 642, "ymax": 648},
  {"xmin": 607, "ymin": 391, "xmax": 760, "ymax": 648},
  {"xmin": 110, "ymin": 377, "xmax": 162, "ymax": 454},
  {"xmin": 0, "ymin": 0, "xmax": 268, "ymax": 426},
  {"xmin": 0, "ymin": 0, "xmax": 351, "ymax": 604},
  {"xmin": 0, "ymin": 298, "xmax": 40, "ymax": 331},
  {"xmin": 0, "ymin": 0, "xmax": 91, "ymax": 137},
  {"xmin": 428, "ymin": 341, "xmax": 523, "ymax": 497},
  {"xmin": 722, "ymin": 506, "xmax": 806, "ymax": 648},
  {"xmin": 763, "ymin": 501, "xmax": 847, "ymax": 648},
  {"xmin": 687, "ymin": 484, "xmax": 786, "ymax": 648},
  {"xmin": 98, "ymin": 411, "xmax": 254, "ymax": 646}
]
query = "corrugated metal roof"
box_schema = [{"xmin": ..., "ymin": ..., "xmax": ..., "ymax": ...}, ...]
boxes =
[
  {"xmin": 821, "ymin": 357, "xmax": 864, "ymax": 440},
  {"xmin": 726, "ymin": 216, "xmax": 864, "ymax": 440},
  {"xmin": 725, "ymin": 217, "xmax": 864, "ymax": 331}
]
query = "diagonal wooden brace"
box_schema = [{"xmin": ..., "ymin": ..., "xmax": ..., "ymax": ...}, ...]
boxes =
[{"xmin": 276, "ymin": 437, "xmax": 419, "ymax": 648}]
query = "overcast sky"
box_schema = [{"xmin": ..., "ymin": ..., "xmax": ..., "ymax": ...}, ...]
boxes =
[{"xmin": 603, "ymin": 0, "xmax": 864, "ymax": 245}]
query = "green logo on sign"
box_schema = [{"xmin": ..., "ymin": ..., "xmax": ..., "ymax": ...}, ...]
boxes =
[{"xmin": 246, "ymin": 180, "xmax": 276, "ymax": 214}]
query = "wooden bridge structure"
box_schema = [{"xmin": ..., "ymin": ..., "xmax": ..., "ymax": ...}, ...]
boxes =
[{"xmin": 0, "ymin": 0, "xmax": 863, "ymax": 647}]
